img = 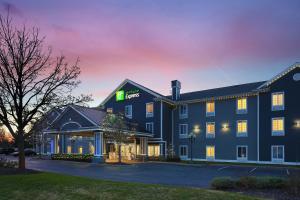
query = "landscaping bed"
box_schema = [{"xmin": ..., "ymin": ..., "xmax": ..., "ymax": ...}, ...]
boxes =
[
  {"xmin": 51, "ymin": 154, "xmax": 93, "ymax": 162},
  {"xmin": 211, "ymin": 176, "xmax": 300, "ymax": 200}
]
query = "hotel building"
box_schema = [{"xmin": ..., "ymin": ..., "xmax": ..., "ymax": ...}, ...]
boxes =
[{"xmin": 41, "ymin": 63, "xmax": 300, "ymax": 165}]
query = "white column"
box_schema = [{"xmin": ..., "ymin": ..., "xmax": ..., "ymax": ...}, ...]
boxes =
[
  {"xmin": 54, "ymin": 134, "xmax": 59, "ymax": 154},
  {"xmin": 61, "ymin": 134, "xmax": 65, "ymax": 154},
  {"xmin": 94, "ymin": 131, "xmax": 103, "ymax": 157}
]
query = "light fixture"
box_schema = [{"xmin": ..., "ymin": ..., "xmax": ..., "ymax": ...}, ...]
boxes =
[
  {"xmin": 222, "ymin": 123, "xmax": 229, "ymax": 131},
  {"xmin": 193, "ymin": 125, "xmax": 200, "ymax": 134},
  {"xmin": 296, "ymin": 120, "xmax": 300, "ymax": 128}
]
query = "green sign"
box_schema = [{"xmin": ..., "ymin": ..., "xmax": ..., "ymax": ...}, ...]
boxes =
[
  {"xmin": 116, "ymin": 90, "xmax": 125, "ymax": 101},
  {"xmin": 116, "ymin": 89, "xmax": 140, "ymax": 102}
]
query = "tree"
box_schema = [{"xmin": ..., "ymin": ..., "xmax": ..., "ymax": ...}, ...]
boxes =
[
  {"xmin": 0, "ymin": 13, "xmax": 91, "ymax": 169},
  {"xmin": 102, "ymin": 113, "xmax": 129, "ymax": 163}
]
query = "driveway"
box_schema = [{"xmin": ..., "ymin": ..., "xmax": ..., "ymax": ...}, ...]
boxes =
[{"xmin": 16, "ymin": 158, "xmax": 299, "ymax": 188}]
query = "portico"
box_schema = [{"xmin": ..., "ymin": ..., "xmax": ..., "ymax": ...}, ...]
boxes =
[{"xmin": 42, "ymin": 104, "xmax": 153, "ymax": 162}]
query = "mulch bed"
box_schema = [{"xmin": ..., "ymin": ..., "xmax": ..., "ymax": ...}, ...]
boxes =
[
  {"xmin": 0, "ymin": 167, "xmax": 39, "ymax": 175},
  {"xmin": 230, "ymin": 189, "xmax": 300, "ymax": 200}
]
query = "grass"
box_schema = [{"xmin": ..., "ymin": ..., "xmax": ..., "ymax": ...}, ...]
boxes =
[{"xmin": 0, "ymin": 172, "xmax": 261, "ymax": 200}]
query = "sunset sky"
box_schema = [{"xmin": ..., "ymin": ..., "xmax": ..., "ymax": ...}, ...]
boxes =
[{"xmin": 1, "ymin": 0, "xmax": 300, "ymax": 106}]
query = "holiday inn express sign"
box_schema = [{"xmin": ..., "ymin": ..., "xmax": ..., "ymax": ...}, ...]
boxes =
[{"xmin": 116, "ymin": 89, "xmax": 140, "ymax": 101}]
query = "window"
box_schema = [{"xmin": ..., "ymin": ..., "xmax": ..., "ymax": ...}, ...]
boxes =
[
  {"xmin": 125, "ymin": 105, "xmax": 132, "ymax": 119},
  {"xmin": 89, "ymin": 143, "xmax": 95, "ymax": 154},
  {"xmin": 272, "ymin": 145, "xmax": 284, "ymax": 162},
  {"xmin": 146, "ymin": 122, "xmax": 154, "ymax": 134},
  {"xmin": 179, "ymin": 145, "xmax": 188, "ymax": 158},
  {"xmin": 146, "ymin": 103, "xmax": 154, "ymax": 117},
  {"xmin": 179, "ymin": 104, "xmax": 188, "ymax": 119},
  {"xmin": 67, "ymin": 146, "xmax": 72, "ymax": 154},
  {"xmin": 206, "ymin": 146, "xmax": 215, "ymax": 160},
  {"xmin": 272, "ymin": 92, "xmax": 284, "ymax": 111},
  {"xmin": 272, "ymin": 118, "xmax": 284, "ymax": 136},
  {"xmin": 148, "ymin": 145, "xmax": 160, "ymax": 157},
  {"xmin": 237, "ymin": 120, "xmax": 248, "ymax": 137},
  {"xmin": 78, "ymin": 146, "xmax": 83, "ymax": 154},
  {"xmin": 206, "ymin": 101, "xmax": 215, "ymax": 117},
  {"xmin": 206, "ymin": 122, "xmax": 215, "ymax": 138},
  {"xmin": 237, "ymin": 98, "xmax": 247, "ymax": 114},
  {"xmin": 179, "ymin": 124, "xmax": 188, "ymax": 138},
  {"xmin": 106, "ymin": 108, "xmax": 113, "ymax": 113},
  {"xmin": 237, "ymin": 146, "xmax": 248, "ymax": 161}
]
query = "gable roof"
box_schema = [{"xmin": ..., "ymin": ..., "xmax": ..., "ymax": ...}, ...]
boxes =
[
  {"xmin": 258, "ymin": 62, "xmax": 300, "ymax": 89},
  {"xmin": 99, "ymin": 79, "xmax": 164, "ymax": 106},
  {"xmin": 71, "ymin": 105, "xmax": 106, "ymax": 126},
  {"xmin": 167, "ymin": 81, "xmax": 266, "ymax": 102}
]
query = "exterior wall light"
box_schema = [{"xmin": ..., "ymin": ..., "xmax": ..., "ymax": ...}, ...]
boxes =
[
  {"xmin": 222, "ymin": 123, "xmax": 229, "ymax": 132},
  {"xmin": 193, "ymin": 125, "xmax": 200, "ymax": 134},
  {"xmin": 295, "ymin": 120, "xmax": 300, "ymax": 128}
]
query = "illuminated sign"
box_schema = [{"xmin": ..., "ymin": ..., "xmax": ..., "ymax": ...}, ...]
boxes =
[
  {"xmin": 116, "ymin": 90, "xmax": 125, "ymax": 101},
  {"xmin": 116, "ymin": 89, "xmax": 140, "ymax": 101}
]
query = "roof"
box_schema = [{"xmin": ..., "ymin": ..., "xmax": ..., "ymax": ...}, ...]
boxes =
[
  {"xmin": 71, "ymin": 105, "xmax": 106, "ymax": 126},
  {"xmin": 167, "ymin": 81, "xmax": 266, "ymax": 102},
  {"xmin": 258, "ymin": 62, "xmax": 300, "ymax": 89},
  {"xmin": 99, "ymin": 79, "xmax": 164, "ymax": 106}
]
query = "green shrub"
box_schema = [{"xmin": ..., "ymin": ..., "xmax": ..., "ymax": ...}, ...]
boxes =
[
  {"xmin": 256, "ymin": 177, "xmax": 286, "ymax": 189},
  {"xmin": 286, "ymin": 173, "xmax": 300, "ymax": 196},
  {"xmin": 211, "ymin": 177, "xmax": 236, "ymax": 190},
  {"xmin": 166, "ymin": 155, "xmax": 181, "ymax": 162},
  {"xmin": 236, "ymin": 176, "xmax": 258, "ymax": 189},
  {"xmin": 0, "ymin": 157, "xmax": 18, "ymax": 168},
  {"xmin": 51, "ymin": 154, "xmax": 93, "ymax": 162}
]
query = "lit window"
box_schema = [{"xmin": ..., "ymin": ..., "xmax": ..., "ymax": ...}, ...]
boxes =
[
  {"xmin": 78, "ymin": 146, "xmax": 83, "ymax": 154},
  {"xmin": 148, "ymin": 145, "xmax": 160, "ymax": 157},
  {"xmin": 146, "ymin": 103, "xmax": 154, "ymax": 117},
  {"xmin": 179, "ymin": 145, "xmax": 188, "ymax": 158},
  {"xmin": 206, "ymin": 101, "xmax": 215, "ymax": 116},
  {"xmin": 272, "ymin": 92, "xmax": 284, "ymax": 111},
  {"xmin": 125, "ymin": 105, "xmax": 132, "ymax": 119},
  {"xmin": 179, "ymin": 104, "xmax": 188, "ymax": 119},
  {"xmin": 89, "ymin": 143, "xmax": 95, "ymax": 154},
  {"xmin": 237, "ymin": 98, "xmax": 247, "ymax": 114},
  {"xmin": 67, "ymin": 146, "xmax": 72, "ymax": 154},
  {"xmin": 179, "ymin": 124, "xmax": 188, "ymax": 138},
  {"xmin": 237, "ymin": 146, "xmax": 247, "ymax": 160},
  {"xmin": 107, "ymin": 108, "xmax": 113, "ymax": 113},
  {"xmin": 272, "ymin": 145, "xmax": 284, "ymax": 162},
  {"xmin": 206, "ymin": 122, "xmax": 215, "ymax": 138},
  {"xmin": 206, "ymin": 146, "xmax": 215, "ymax": 160},
  {"xmin": 272, "ymin": 118, "xmax": 284, "ymax": 136},
  {"xmin": 146, "ymin": 122, "xmax": 154, "ymax": 134},
  {"xmin": 237, "ymin": 120, "xmax": 247, "ymax": 137}
]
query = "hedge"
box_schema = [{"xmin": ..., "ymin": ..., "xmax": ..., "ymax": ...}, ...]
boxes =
[{"xmin": 51, "ymin": 154, "xmax": 93, "ymax": 162}]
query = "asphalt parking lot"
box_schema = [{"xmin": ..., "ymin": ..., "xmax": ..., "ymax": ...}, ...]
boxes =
[{"xmin": 4, "ymin": 157, "xmax": 295, "ymax": 188}]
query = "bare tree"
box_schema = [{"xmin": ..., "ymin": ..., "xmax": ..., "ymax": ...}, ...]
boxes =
[
  {"xmin": 0, "ymin": 13, "xmax": 91, "ymax": 169},
  {"xmin": 102, "ymin": 113, "xmax": 129, "ymax": 163}
]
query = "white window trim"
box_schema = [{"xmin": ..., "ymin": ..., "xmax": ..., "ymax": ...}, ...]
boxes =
[
  {"xmin": 179, "ymin": 145, "xmax": 188, "ymax": 159},
  {"xmin": 271, "ymin": 145, "xmax": 284, "ymax": 163},
  {"xmin": 206, "ymin": 101, "xmax": 215, "ymax": 117},
  {"xmin": 206, "ymin": 122, "xmax": 215, "ymax": 138},
  {"xmin": 146, "ymin": 102, "xmax": 154, "ymax": 118},
  {"xmin": 146, "ymin": 122, "xmax": 154, "ymax": 134},
  {"xmin": 271, "ymin": 92, "xmax": 285, "ymax": 111},
  {"xmin": 271, "ymin": 117, "xmax": 285, "ymax": 136},
  {"xmin": 179, "ymin": 124, "xmax": 188, "ymax": 138},
  {"xmin": 236, "ymin": 145, "xmax": 248, "ymax": 161},
  {"xmin": 125, "ymin": 105, "xmax": 132, "ymax": 119},
  {"xmin": 236, "ymin": 97, "xmax": 248, "ymax": 114},
  {"xmin": 179, "ymin": 104, "xmax": 188, "ymax": 119},
  {"xmin": 236, "ymin": 120, "xmax": 248, "ymax": 137},
  {"xmin": 206, "ymin": 145, "xmax": 215, "ymax": 160}
]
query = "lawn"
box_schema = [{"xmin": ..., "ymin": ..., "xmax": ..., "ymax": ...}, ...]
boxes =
[{"xmin": 0, "ymin": 172, "xmax": 260, "ymax": 200}]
